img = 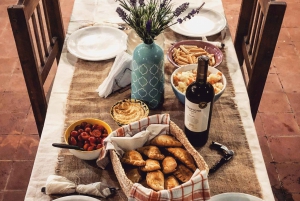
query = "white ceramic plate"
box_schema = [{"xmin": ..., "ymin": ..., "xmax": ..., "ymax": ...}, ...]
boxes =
[
  {"xmin": 170, "ymin": 7, "xmax": 226, "ymax": 37},
  {"xmin": 67, "ymin": 26, "xmax": 127, "ymax": 61},
  {"xmin": 53, "ymin": 195, "xmax": 99, "ymax": 201},
  {"xmin": 210, "ymin": 193, "xmax": 264, "ymax": 201}
]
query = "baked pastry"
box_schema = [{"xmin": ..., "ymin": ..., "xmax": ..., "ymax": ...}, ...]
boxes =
[
  {"xmin": 137, "ymin": 145, "xmax": 165, "ymax": 160},
  {"xmin": 141, "ymin": 159, "xmax": 161, "ymax": 172},
  {"xmin": 150, "ymin": 135, "xmax": 182, "ymax": 147},
  {"xmin": 166, "ymin": 147, "xmax": 197, "ymax": 171},
  {"xmin": 173, "ymin": 164, "xmax": 193, "ymax": 183},
  {"xmin": 126, "ymin": 168, "xmax": 142, "ymax": 183},
  {"xmin": 121, "ymin": 150, "xmax": 146, "ymax": 166},
  {"xmin": 162, "ymin": 156, "xmax": 177, "ymax": 174},
  {"xmin": 164, "ymin": 175, "xmax": 180, "ymax": 190},
  {"xmin": 146, "ymin": 170, "xmax": 164, "ymax": 191}
]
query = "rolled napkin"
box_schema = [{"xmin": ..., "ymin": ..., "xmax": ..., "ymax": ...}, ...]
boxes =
[
  {"xmin": 96, "ymin": 51, "xmax": 132, "ymax": 98},
  {"xmin": 128, "ymin": 169, "xmax": 210, "ymax": 201},
  {"xmin": 202, "ymin": 36, "xmax": 223, "ymax": 48},
  {"xmin": 43, "ymin": 175, "xmax": 116, "ymax": 198}
]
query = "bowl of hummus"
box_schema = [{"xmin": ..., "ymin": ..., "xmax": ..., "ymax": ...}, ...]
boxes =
[{"xmin": 110, "ymin": 99, "xmax": 149, "ymax": 126}]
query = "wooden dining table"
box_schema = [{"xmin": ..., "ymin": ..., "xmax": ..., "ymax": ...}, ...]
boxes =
[{"xmin": 24, "ymin": 0, "xmax": 275, "ymax": 200}]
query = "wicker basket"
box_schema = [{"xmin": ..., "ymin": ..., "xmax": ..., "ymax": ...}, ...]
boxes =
[{"xmin": 109, "ymin": 120, "xmax": 209, "ymax": 197}]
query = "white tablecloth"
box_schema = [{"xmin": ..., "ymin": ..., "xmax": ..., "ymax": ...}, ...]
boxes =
[{"xmin": 24, "ymin": 0, "xmax": 275, "ymax": 200}]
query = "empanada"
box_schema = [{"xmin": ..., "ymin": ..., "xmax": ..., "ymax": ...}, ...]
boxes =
[
  {"xmin": 137, "ymin": 145, "xmax": 165, "ymax": 160},
  {"xmin": 162, "ymin": 156, "xmax": 177, "ymax": 174},
  {"xmin": 126, "ymin": 168, "xmax": 142, "ymax": 183},
  {"xmin": 173, "ymin": 164, "xmax": 193, "ymax": 183},
  {"xmin": 146, "ymin": 170, "xmax": 164, "ymax": 191},
  {"xmin": 121, "ymin": 150, "xmax": 146, "ymax": 166},
  {"xmin": 150, "ymin": 135, "xmax": 182, "ymax": 147},
  {"xmin": 166, "ymin": 147, "xmax": 197, "ymax": 171},
  {"xmin": 165, "ymin": 175, "xmax": 180, "ymax": 189},
  {"xmin": 141, "ymin": 159, "xmax": 161, "ymax": 172}
]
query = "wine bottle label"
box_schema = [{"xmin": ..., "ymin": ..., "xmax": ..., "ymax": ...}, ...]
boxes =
[{"xmin": 184, "ymin": 99, "xmax": 211, "ymax": 132}]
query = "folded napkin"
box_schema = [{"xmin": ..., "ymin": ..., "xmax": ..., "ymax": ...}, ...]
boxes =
[
  {"xmin": 128, "ymin": 169, "xmax": 210, "ymax": 201},
  {"xmin": 43, "ymin": 175, "xmax": 116, "ymax": 198},
  {"xmin": 96, "ymin": 51, "xmax": 132, "ymax": 98},
  {"xmin": 96, "ymin": 114, "xmax": 170, "ymax": 169},
  {"xmin": 202, "ymin": 36, "xmax": 223, "ymax": 48}
]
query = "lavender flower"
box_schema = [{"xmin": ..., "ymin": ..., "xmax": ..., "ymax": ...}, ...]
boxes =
[
  {"xmin": 146, "ymin": 20, "xmax": 152, "ymax": 33},
  {"xmin": 160, "ymin": 0, "xmax": 168, "ymax": 8},
  {"xmin": 188, "ymin": 9, "xmax": 197, "ymax": 17},
  {"xmin": 130, "ymin": 0, "xmax": 136, "ymax": 6},
  {"xmin": 115, "ymin": 0, "xmax": 204, "ymax": 44},
  {"xmin": 173, "ymin": 3, "xmax": 189, "ymax": 17},
  {"xmin": 116, "ymin": 7, "xmax": 127, "ymax": 20},
  {"xmin": 139, "ymin": 0, "xmax": 145, "ymax": 6}
]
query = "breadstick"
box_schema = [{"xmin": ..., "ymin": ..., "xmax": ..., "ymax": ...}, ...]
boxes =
[
  {"xmin": 179, "ymin": 45, "xmax": 189, "ymax": 54},
  {"xmin": 182, "ymin": 45, "xmax": 198, "ymax": 49},
  {"xmin": 193, "ymin": 52, "xmax": 208, "ymax": 57},
  {"xmin": 189, "ymin": 48, "xmax": 206, "ymax": 53},
  {"xmin": 178, "ymin": 56, "xmax": 189, "ymax": 63},
  {"xmin": 187, "ymin": 54, "xmax": 193, "ymax": 64}
]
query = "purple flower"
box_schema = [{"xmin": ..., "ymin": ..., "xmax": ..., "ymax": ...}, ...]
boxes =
[
  {"xmin": 146, "ymin": 20, "xmax": 152, "ymax": 33},
  {"xmin": 177, "ymin": 18, "xmax": 183, "ymax": 24},
  {"xmin": 160, "ymin": 0, "xmax": 168, "ymax": 8},
  {"xmin": 116, "ymin": 7, "xmax": 127, "ymax": 20},
  {"xmin": 188, "ymin": 9, "xmax": 197, "ymax": 17},
  {"xmin": 130, "ymin": 0, "xmax": 136, "ymax": 6},
  {"xmin": 139, "ymin": 0, "xmax": 145, "ymax": 6},
  {"xmin": 173, "ymin": 2, "xmax": 189, "ymax": 17}
]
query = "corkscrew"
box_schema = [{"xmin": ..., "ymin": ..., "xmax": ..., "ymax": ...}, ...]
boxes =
[{"xmin": 209, "ymin": 141, "xmax": 234, "ymax": 174}]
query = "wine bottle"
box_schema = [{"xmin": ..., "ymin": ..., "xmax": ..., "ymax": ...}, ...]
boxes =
[{"xmin": 184, "ymin": 55, "xmax": 215, "ymax": 147}]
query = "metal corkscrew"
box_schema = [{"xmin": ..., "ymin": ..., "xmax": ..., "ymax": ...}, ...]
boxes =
[{"xmin": 209, "ymin": 141, "xmax": 234, "ymax": 174}]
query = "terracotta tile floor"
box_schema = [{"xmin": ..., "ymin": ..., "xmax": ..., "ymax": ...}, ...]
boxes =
[{"xmin": 0, "ymin": 0, "xmax": 299, "ymax": 200}]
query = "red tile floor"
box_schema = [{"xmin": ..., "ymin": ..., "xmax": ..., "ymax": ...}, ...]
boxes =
[{"xmin": 0, "ymin": 0, "xmax": 299, "ymax": 200}]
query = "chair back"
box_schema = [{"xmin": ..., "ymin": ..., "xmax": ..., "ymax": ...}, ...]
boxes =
[
  {"xmin": 234, "ymin": 0, "xmax": 286, "ymax": 119},
  {"xmin": 7, "ymin": 0, "xmax": 65, "ymax": 136}
]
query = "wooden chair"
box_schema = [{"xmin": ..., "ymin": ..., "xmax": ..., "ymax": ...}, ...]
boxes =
[
  {"xmin": 234, "ymin": 0, "xmax": 286, "ymax": 120},
  {"xmin": 7, "ymin": 0, "xmax": 65, "ymax": 136}
]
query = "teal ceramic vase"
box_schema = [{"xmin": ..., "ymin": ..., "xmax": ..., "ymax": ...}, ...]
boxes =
[{"xmin": 131, "ymin": 42, "xmax": 164, "ymax": 109}]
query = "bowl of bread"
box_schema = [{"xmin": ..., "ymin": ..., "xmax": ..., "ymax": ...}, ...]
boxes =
[
  {"xmin": 167, "ymin": 40, "xmax": 223, "ymax": 68},
  {"xmin": 109, "ymin": 119, "xmax": 209, "ymax": 196},
  {"xmin": 171, "ymin": 64, "xmax": 227, "ymax": 104}
]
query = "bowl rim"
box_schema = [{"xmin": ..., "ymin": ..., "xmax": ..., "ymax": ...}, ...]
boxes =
[
  {"xmin": 171, "ymin": 64, "xmax": 227, "ymax": 97},
  {"xmin": 110, "ymin": 98, "xmax": 149, "ymax": 126},
  {"xmin": 64, "ymin": 118, "xmax": 112, "ymax": 153},
  {"xmin": 167, "ymin": 40, "xmax": 223, "ymax": 68}
]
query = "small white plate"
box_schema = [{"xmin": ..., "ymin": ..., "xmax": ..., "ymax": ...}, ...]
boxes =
[
  {"xmin": 170, "ymin": 7, "xmax": 226, "ymax": 37},
  {"xmin": 210, "ymin": 192, "xmax": 264, "ymax": 201},
  {"xmin": 53, "ymin": 195, "xmax": 99, "ymax": 201},
  {"xmin": 67, "ymin": 26, "xmax": 127, "ymax": 61}
]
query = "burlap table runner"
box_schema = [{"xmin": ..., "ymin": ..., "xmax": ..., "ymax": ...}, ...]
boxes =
[{"xmin": 53, "ymin": 28, "xmax": 263, "ymax": 200}]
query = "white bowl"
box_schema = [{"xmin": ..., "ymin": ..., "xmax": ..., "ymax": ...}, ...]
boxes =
[
  {"xmin": 171, "ymin": 64, "xmax": 226, "ymax": 104},
  {"xmin": 64, "ymin": 118, "xmax": 112, "ymax": 160}
]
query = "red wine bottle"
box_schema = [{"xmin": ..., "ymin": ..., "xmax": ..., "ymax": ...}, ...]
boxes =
[{"xmin": 184, "ymin": 55, "xmax": 215, "ymax": 147}]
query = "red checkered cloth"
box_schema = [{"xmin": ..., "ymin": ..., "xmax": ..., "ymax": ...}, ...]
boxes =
[
  {"xmin": 128, "ymin": 169, "xmax": 210, "ymax": 201},
  {"xmin": 96, "ymin": 113, "xmax": 210, "ymax": 200}
]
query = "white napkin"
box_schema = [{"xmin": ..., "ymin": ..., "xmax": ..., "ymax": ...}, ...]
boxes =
[
  {"xmin": 96, "ymin": 51, "xmax": 132, "ymax": 98},
  {"xmin": 202, "ymin": 36, "xmax": 223, "ymax": 48},
  {"xmin": 44, "ymin": 175, "xmax": 114, "ymax": 198},
  {"xmin": 109, "ymin": 124, "xmax": 169, "ymax": 154},
  {"xmin": 96, "ymin": 114, "xmax": 170, "ymax": 169}
]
